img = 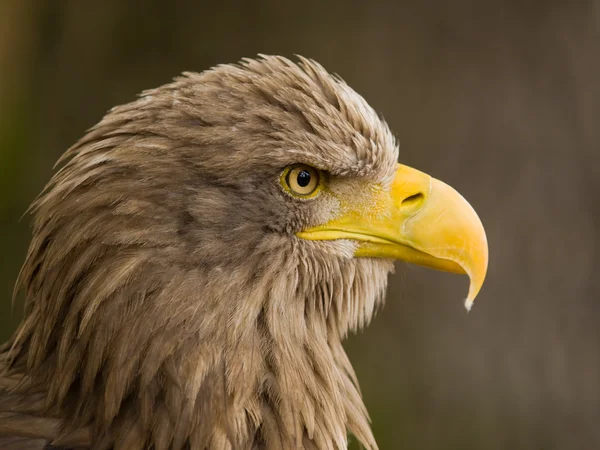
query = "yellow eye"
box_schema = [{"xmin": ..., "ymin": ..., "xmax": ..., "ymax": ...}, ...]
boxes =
[{"xmin": 281, "ymin": 164, "xmax": 322, "ymax": 198}]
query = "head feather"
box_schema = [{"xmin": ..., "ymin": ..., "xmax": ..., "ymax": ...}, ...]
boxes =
[{"xmin": 1, "ymin": 55, "xmax": 399, "ymax": 449}]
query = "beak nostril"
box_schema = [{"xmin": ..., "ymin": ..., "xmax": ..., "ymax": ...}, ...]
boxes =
[{"xmin": 401, "ymin": 193, "xmax": 424, "ymax": 209}]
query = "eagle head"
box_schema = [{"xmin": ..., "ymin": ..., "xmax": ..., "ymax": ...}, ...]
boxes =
[{"xmin": 2, "ymin": 56, "xmax": 487, "ymax": 450}]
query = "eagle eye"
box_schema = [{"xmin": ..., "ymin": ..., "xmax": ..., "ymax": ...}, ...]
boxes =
[{"xmin": 281, "ymin": 164, "xmax": 322, "ymax": 198}]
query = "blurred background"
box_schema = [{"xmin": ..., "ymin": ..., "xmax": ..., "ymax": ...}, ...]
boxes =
[{"xmin": 0, "ymin": 1, "xmax": 598, "ymax": 448}]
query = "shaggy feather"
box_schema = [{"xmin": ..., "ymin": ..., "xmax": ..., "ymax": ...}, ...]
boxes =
[{"xmin": 1, "ymin": 55, "xmax": 398, "ymax": 449}]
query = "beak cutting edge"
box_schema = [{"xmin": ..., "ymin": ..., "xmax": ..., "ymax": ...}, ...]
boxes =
[{"xmin": 297, "ymin": 164, "xmax": 489, "ymax": 310}]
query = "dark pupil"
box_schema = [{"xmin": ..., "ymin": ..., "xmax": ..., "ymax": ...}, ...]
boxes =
[{"xmin": 297, "ymin": 170, "xmax": 311, "ymax": 188}]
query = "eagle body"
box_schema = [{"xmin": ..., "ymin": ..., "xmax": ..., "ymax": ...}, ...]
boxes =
[{"xmin": 0, "ymin": 56, "xmax": 488, "ymax": 449}]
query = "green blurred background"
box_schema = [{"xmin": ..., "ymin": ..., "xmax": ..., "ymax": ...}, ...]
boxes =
[{"xmin": 1, "ymin": 1, "xmax": 598, "ymax": 448}]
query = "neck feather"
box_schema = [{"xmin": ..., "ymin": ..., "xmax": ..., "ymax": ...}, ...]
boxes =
[{"xmin": 4, "ymin": 237, "xmax": 390, "ymax": 449}]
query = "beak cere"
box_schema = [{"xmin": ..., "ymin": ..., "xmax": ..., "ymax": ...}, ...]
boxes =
[{"xmin": 297, "ymin": 164, "xmax": 489, "ymax": 310}]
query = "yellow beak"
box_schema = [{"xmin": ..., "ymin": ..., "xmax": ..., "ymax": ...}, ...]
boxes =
[{"xmin": 297, "ymin": 164, "xmax": 489, "ymax": 310}]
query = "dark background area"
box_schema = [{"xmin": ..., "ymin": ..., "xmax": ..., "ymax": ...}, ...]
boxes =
[{"xmin": 1, "ymin": 1, "xmax": 598, "ymax": 448}]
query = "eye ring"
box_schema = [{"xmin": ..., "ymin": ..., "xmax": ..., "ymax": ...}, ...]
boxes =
[{"xmin": 280, "ymin": 164, "xmax": 322, "ymax": 198}]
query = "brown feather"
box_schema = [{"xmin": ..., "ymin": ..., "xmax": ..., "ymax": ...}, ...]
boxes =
[{"xmin": 1, "ymin": 55, "xmax": 398, "ymax": 449}]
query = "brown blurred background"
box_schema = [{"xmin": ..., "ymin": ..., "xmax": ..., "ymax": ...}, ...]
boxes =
[{"xmin": 1, "ymin": 1, "xmax": 598, "ymax": 448}]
